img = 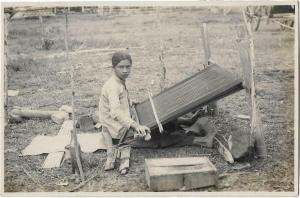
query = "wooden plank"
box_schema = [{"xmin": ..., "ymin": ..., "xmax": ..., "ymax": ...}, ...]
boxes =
[
  {"xmin": 146, "ymin": 157, "xmax": 211, "ymax": 168},
  {"xmin": 149, "ymin": 164, "xmax": 213, "ymax": 175},
  {"xmin": 145, "ymin": 157, "xmax": 217, "ymax": 191},
  {"xmin": 184, "ymin": 171, "xmax": 217, "ymax": 190},
  {"xmin": 146, "ymin": 170, "xmax": 182, "ymax": 191}
]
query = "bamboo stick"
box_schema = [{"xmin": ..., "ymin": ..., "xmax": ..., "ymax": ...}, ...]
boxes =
[
  {"xmin": 64, "ymin": 9, "xmax": 85, "ymax": 181},
  {"xmin": 156, "ymin": 7, "xmax": 166, "ymax": 91}
]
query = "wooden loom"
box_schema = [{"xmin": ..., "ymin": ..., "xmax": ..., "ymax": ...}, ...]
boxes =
[
  {"xmin": 135, "ymin": 17, "xmax": 267, "ymax": 160},
  {"xmin": 135, "ymin": 64, "xmax": 243, "ymax": 130}
]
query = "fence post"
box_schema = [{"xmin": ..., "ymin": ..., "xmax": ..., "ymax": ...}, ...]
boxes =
[
  {"xmin": 235, "ymin": 9, "xmax": 267, "ymax": 158},
  {"xmin": 156, "ymin": 7, "xmax": 166, "ymax": 92},
  {"xmin": 200, "ymin": 23, "xmax": 218, "ymax": 116}
]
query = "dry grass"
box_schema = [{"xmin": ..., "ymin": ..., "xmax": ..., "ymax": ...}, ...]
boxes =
[{"xmin": 4, "ymin": 7, "xmax": 295, "ymax": 192}]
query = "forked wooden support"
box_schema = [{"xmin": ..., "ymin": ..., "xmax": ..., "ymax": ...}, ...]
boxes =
[
  {"xmin": 200, "ymin": 23, "xmax": 218, "ymax": 116},
  {"xmin": 234, "ymin": 9, "xmax": 267, "ymax": 159},
  {"xmin": 64, "ymin": 9, "xmax": 85, "ymax": 181}
]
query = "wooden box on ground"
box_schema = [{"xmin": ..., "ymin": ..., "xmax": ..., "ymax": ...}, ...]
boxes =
[{"xmin": 145, "ymin": 157, "xmax": 217, "ymax": 191}]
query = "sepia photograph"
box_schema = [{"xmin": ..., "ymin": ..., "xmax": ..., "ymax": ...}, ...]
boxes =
[{"xmin": 1, "ymin": 1, "xmax": 298, "ymax": 196}]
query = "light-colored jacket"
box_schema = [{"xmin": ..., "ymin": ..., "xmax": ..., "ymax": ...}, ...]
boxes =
[{"xmin": 99, "ymin": 73, "xmax": 135, "ymax": 139}]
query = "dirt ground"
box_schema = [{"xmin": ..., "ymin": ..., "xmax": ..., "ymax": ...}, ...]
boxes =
[{"xmin": 4, "ymin": 7, "xmax": 295, "ymax": 193}]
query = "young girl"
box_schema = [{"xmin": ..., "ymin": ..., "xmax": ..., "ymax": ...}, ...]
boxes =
[{"xmin": 99, "ymin": 51, "xmax": 150, "ymax": 172}]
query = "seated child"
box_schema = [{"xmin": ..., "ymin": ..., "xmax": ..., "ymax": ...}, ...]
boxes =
[{"xmin": 98, "ymin": 51, "xmax": 150, "ymax": 171}]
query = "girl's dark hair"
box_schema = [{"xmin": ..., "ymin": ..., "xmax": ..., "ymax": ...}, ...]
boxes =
[{"xmin": 112, "ymin": 52, "xmax": 132, "ymax": 67}]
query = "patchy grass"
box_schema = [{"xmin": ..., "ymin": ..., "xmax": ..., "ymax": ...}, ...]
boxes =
[{"xmin": 5, "ymin": 7, "xmax": 295, "ymax": 192}]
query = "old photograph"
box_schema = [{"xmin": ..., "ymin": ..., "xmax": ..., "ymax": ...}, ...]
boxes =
[{"xmin": 1, "ymin": 1, "xmax": 298, "ymax": 196}]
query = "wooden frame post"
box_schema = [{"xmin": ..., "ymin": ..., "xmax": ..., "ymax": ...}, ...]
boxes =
[
  {"xmin": 200, "ymin": 23, "xmax": 218, "ymax": 116},
  {"xmin": 4, "ymin": 13, "xmax": 9, "ymax": 126},
  {"xmin": 64, "ymin": 10, "xmax": 85, "ymax": 181},
  {"xmin": 156, "ymin": 7, "xmax": 166, "ymax": 92},
  {"xmin": 200, "ymin": 23, "xmax": 211, "ymax": 68},
  {"xmin": 235, "ymin": 8, "xmax": 267, "ymax": 158},
  {"xmin": 39, "ymin": 15, "xmax": 45, "ymax": 47}
]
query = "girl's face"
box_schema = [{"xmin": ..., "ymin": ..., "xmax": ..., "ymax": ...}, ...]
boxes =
[{"xmin": 114, "ymin": 59, "xmax": 132, "ymax": 81}]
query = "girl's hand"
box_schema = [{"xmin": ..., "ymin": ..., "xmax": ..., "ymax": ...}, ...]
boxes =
[{"xmin": 135, "ymin": 125, "xmax": 150, "ymax": 136}]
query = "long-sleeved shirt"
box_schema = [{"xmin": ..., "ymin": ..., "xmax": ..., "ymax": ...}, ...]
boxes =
[{"xmin": 99, "ymin": 73, "xmax": 136, "ymax": 139}]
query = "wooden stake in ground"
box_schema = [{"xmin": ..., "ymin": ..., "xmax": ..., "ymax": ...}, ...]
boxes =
[
  {"xmin": 156, "ymin": 7, "xmax": 167, "ymax": 92},
  {"xmin": 39, "ymin": 15, "xmax": 45, "ymax": 47},
  {"xmin": 200, "ymin": 23, "xmax": 218, "ymax": 116},
  {"xmin": 200, "ymin": 23, "xmax": 211, "ymax": 68},
  {"xmin": 64, "ymin": 9, "xmax": 85, "ymax": 181},
  {"xmin": 235, "ymin": 9, "xmax": 267, "ymax": 158}
]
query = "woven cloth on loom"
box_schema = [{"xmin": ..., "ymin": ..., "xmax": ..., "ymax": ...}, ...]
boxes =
[{"xmin": 135, "ymin": 64, "xmax": 244, "ymax": 130}]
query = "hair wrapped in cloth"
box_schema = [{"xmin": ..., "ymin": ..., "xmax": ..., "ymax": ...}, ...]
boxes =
[{"xmin": 112, "ymin": 51, "xmax": 132, "ymax": 67}]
